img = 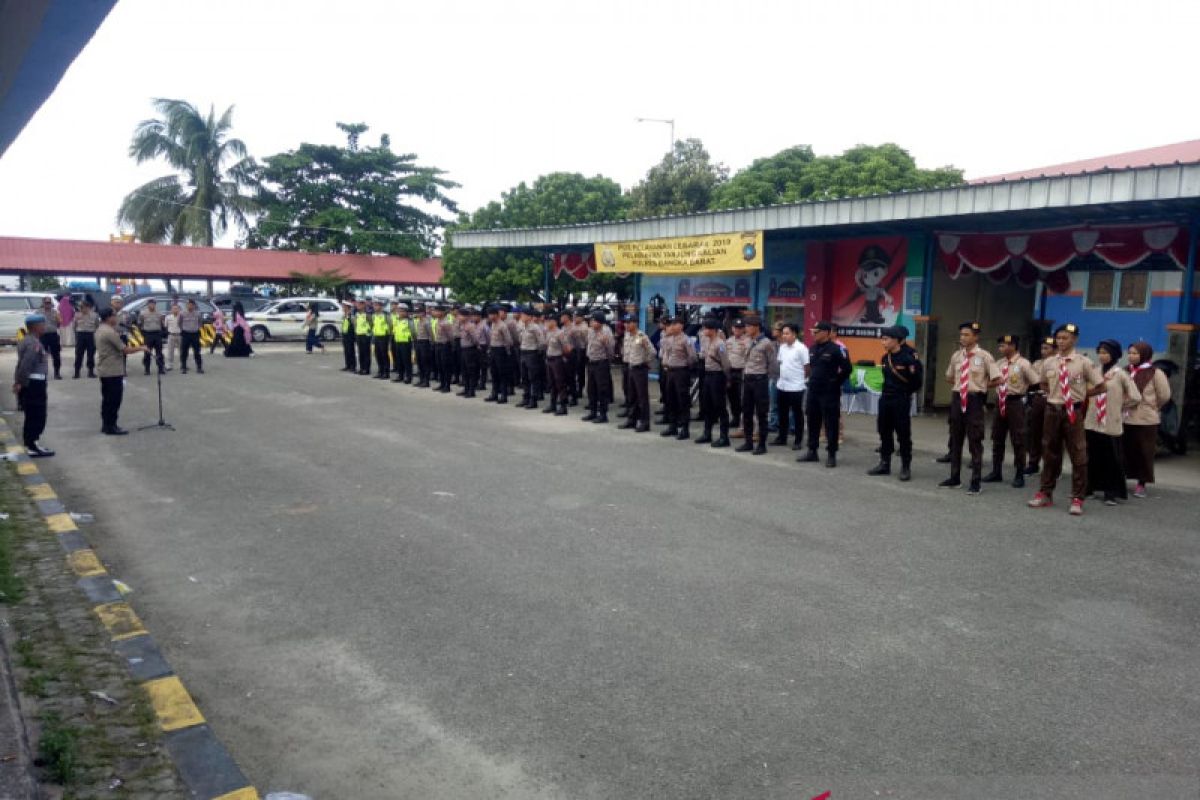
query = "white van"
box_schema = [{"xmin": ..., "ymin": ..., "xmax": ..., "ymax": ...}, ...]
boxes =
[{"xmin": 0, "ymin": 292, "xmax": 54, "ymax": 341}]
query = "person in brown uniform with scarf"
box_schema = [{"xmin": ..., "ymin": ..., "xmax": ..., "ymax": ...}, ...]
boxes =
[{"xmin": 1122, "ymin": 341, "xmax": 1172, "ymax": 499}]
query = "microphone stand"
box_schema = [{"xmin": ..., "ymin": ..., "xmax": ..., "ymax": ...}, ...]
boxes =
[{"xmin": 138, "ymin": 355, "xmax": 175, "ymax": 432}]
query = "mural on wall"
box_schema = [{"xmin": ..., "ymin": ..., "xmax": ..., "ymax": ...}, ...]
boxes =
[
  {"xmin": 830, "ymin": 237, "xmax": 907, "ymax": 337},
  {"xmin": 676, "ymin": 276, "xmax": 753, "ymax": 305},
  {"xmin": 767, "ymin": 277, "xmax": 805, "ymax": 306}
]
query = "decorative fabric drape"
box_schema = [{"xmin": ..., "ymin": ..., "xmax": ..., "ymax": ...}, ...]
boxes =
[{"xmin": 551, "ymin": 251, "xmax": 597, "ymax": 281}]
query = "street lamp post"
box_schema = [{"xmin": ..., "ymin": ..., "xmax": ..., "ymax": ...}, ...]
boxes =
[{"xmin": 635, "ymin": 117, "xmax": 675, "ymax": 156}]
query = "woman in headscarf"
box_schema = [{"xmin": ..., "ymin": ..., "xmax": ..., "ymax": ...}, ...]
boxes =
[
  {"xmin": 1084, "ymin": 340, "xmax": 1140, "ymax": 505},
  {"xmin": 224, "ymin": 301, "xmax": 255, "ymax": 358},
  {"xmin": 1122, "ymin": 341, "xmax": 1171, "ymax": 498}
]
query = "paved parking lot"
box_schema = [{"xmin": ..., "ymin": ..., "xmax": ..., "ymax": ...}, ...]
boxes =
[{"xmin": 2, "ymin": 344, "xmax": 1198, "ymax": 799}]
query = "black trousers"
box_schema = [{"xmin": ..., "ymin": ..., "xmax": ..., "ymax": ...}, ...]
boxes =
[
  {"xmin": 572, "ymin": 349, "xmax": 586, "ymax": 397},
  {"xmin": 180, "ymin": 331, "xmax": 202, "ymax": 370},
  {"xmin": 991, "ymin": 395, "xmax": 1028, "ymax": 473},
  {"xmin": 948, "ymin": 392, "xmax": 986, "ymax": 479},
  {"xmin": 451, "ymin": 340, "xmax": 461, "ymax": 382},
  {"xmin": 877, "ymin": 393, "xmax": 913, "ymax": 464},
  {"xmin": 620, "ymin": 365, "xmax": 631, "ymax": 408},
  {"xmin": 392, "ymin": 341, "xmax": 413, "ymax": 382},
  {"xmin": 416, "ymin": 340, "xmax": 432, "ymax": 383},
  {"xmin": 374, "ymin": 337, "xmax": 390, "ymax": 376},
  {"xmin": 547, "ymin": 356, "xmax": 568, "ymax": 403},
  {"xmin": 40, "ymin": 332, "xmax": 61, "ymax": 376},
  {"xmin": 627, "ymin": 364, "xmax": 651, "ymax": 424},
  {"xmin": 142, "ymin": 331, "xmax": 164, "ymax": 373},
  {"xmin": 435, "ymin": 343, "xmax": 451, "ymax": 389},
  {"xmin": 476, "ymin": 347, "xmax": 488, "ymax": 389},
  {"xmin": 806, "ymin": 391, "xmax": 841, "ymax": 454},
  {"xmin": 742, "ymin": 375, "xmax": 770, "ymax": 441},
  {"xmin": 586, "ymin": 360, "xmax": 612, "ymax": 412},
  {"xmin": 520, "ymin": 351, "xmax": 543, "ymax": 402},
  {"xmin": 664, "ymin": 368, "xmax": 691, "ymax": 429},
  {"xmin": 19, "ymin": 380, "xmax": 47, "ymax": 447},
  {"xmin": 462, "ymin": 346, "xmax": 480, "ymax": 395},
  {"xmin": 100, "ymin": 376, "xmax": 123, "ymax": 429},
  {"xmin": 509, "ymin": 347, "xmax": 521, "ymax": 389},
  {"xmin": 776, "ymin": 389, "xmax": 806, "ymax": 444},
  {"xmin": 343, "ymin": 331, "xmax": 357, "ymax": 371},
  {"xmin": 74, "ymin": 331, "xmax": 96, "ymax": 375},
  {"xmin": 356, "ymin": 336, "xmax": 372, "ymax": 374},
  {"xmin": 701, "ymin": 371, "xmax": 729, "ymax": 436},
  {"xmin": 489, "ymin": 347, "xmax": 509, "ymax": 398},
  {"xmin": 727, "ymin": 369, "xmax": 743, "ymax": 421}
]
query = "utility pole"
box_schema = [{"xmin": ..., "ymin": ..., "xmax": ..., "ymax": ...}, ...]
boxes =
[{"xmin": 635, "ymin": 117, "xmax": 675, "ymax": 156}]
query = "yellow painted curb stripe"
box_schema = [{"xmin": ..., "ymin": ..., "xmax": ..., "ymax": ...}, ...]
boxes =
[
  {"xmin": 6, "ymin": 444, "xmax": 24, "ymax": 455},
  {"xmin": 68, "ymin": 549, "xmax": 106, "ymax": 578},
  {"xmin": 44, "ymin": 513, "xmax": 77, "ymax": 533},
  {"xmin": 25, "ymin": 483, "xmax": 56, "ymax": 500},
  {"xmin": 214, "ymin": 788, "xmax": 261, "ymax": 800},
  {"xmin": 16, "ymin": 462, "xmax": 38, "ymax": 475},
  {"xmin": 144, "ymin": 676, "xmax": 205, "ymax": 732},
  {"xmin": 93, "ymin": 601, "xmax": 147, "ymax": 641}
]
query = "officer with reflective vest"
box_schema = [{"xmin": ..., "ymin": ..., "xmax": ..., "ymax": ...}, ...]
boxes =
[
  {"xmin": 390, "ymin": 302, "xmax": 415, "ymax": 384},
  {"xmin": 354, "ymin": 298, "xmax": 372, "ymax": 375},
  {"xmin": 340, "ymin": 300, "xmax": 357, "ymax": 373},
  {"xmin": 371, "ymin": 299, "xmax": 391, "ymax": 380}
]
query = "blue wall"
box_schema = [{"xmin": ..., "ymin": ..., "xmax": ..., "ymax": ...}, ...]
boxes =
[{"xmin": 1043, "ymin": 292, "xmax": 1180, "ymax": 352}]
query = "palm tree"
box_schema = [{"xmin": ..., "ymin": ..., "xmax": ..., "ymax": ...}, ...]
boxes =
[{"xmin": 117, "ymin": 98, "xmax": 258, "ymax": 246}]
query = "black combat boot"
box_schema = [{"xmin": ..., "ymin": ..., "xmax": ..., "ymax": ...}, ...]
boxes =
[
  {"xmin": 898, "ymin": 461, "xmax": 912, "ymax": 481},
  {"xmin": 939, "ymin": 474, "xmax": 962, "ymax": 488},
  {"xmin": 554, "ymin": 402, "xmax": 568, "ymax": 416},
  {"xmin": 659, "ymin": 426, "xmax": 678, "ymax": 438},
  {"xmin": 797, "ymin": 450, "xmax": 819, "ymax": 463},
  {"xmin": 1011, "ymin": 472, "xmax": 1025, "ymax": 488},
  {"xmin": 825, "ymin": 453, "xmax": 837, "ymax": 468},
  {"xmin": 581, "ymin": 407, "xmax": 597, "ymax": 421},
  {"xmin": 675, "ymin": 426, "xmax": 690, "ymax": 441},
  {"xmin": 981, "ymin": 464, "xmax": 1003, "ymax": 483},
  {"xmin": 867, "ymin": 459, "xmax": 890, "ymax": 476},
  {"xmin": 753, "ymin": 436, "xmax": 767, "ymax": 456},
  {"xmin": 594, "ymin": 407, "xmax": 608, "ymax": 424},
  {"xmin": 694, "ymin": 427, "xmax": 713, "ymax": 444}
]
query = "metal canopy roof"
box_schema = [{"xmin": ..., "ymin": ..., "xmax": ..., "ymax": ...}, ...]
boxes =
[{"xmin": 450, "ymin": 162, "xmax": 1200, "ymax": 250}]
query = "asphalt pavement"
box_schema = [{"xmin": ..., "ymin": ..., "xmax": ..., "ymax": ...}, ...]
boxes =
[{"xmin": 1, "ymin": 344, "xmax": 1198, "ymax": 799}]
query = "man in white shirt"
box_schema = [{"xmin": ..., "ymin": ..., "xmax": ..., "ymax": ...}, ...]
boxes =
[{"xmin": 773, "ymin": 321, "xmax": 810, "ymax": 448}]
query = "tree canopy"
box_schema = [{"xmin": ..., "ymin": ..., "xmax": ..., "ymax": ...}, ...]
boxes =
[
  {"xmin": 441, "ymin": 172, "xmax": 630, "ymax": 304},
  {"xmin": 245, "ymin": 122, "xmax": 458, "ymax": 258},
  {"xmin": 117, "ymin": 98, "xmax": 258, "ymax": 246},
  {"xmin": 713, "ymin": 143, "xmax": 963, "ymax": 209},
  {"xmin": 626, "ymin": 138, "xmax": 729, "ymax": 218}
]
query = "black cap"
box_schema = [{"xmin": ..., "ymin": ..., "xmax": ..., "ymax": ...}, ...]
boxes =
[
  {"xmin": 812, "ymin": 320, "xmax": 834, "ymax": 332},
  {"xmin": 732, "ymin": 318, "xmax": 745, "ymax": 328},
  {"xmin": 591, "ymin": 311, "xmax": 606, "ymax": 323},
  {"xmin": 621, "ymin": 313, "xmax": 636, "ymax": 323},
  {"xmin": 99, "ymin": 307, "xmax": 115, "ymax": 321},
  {"xmin": 959, "ymin": 321, "xmax": 981, "ymax": 333},
  {"xmin": 1041, "ymin": 336, "xmax": 1055, "ymax": 347},
  {"xmin": 743, "ymin": 315, "xmax": 763, "ymax": 328},
  {"xmin": 701, "ymin": 317, "xmax": 720, "ymax": 330},
  {"xmin": 1054, "ymin": 322, "xmax": 1080, "ymax": 337},
  {"xmin": 881, "ymin": 325, "xmax": 908, "ymax": 340},
  {"xmin": 997, "ymin": 334, "xmax": 1018, "ymax": 346}
]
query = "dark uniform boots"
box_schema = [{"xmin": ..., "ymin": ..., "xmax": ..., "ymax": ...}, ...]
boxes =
[
  {"xmin": 694, "ymin": 427, "xmax": 713, "ymax": 444},
  {"xmin": 867, "ymin": 459, "xmax": 891, "ymax": 476},
  {"xmin": 898, "ymin": 461, "xmax": 912, "ymax": 482}
]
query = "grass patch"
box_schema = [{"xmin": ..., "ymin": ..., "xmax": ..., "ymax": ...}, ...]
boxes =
[
  {"xmin": 37, "ymin": 711, "xmax": 81, "ymax": 783},
  {"xmin": 0, "ymin": 487, "xmax": 25, "ymax": 605}
]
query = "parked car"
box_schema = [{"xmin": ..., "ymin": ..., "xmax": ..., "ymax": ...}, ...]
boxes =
[
  {"xmin": 211, "ymin": 293, "xmax": 271, "ymax": 313},
  {"xmin": 0, "ymin": 291, "xmax": 52, "ymax": 340},
  {"xmin": 120, "ymin": 295, "xmax": 217, "ymax": 326},
  {"xmin": 243, "ymin": 297, "xmax": 342, "ymax": 342}
]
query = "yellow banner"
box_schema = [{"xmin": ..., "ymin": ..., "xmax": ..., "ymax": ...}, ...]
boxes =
[{"xmin": 595, "ymin": 231, "xmax": 762, "ymax": 274}]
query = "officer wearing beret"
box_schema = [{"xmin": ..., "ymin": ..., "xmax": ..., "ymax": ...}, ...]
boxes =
[
  {"xmin": 867, "ymin": 325, "xmax": 922, "ymax": 480},
  {"xmin": 941, "ymin": 321, "xmax": 1001, "ymax": 494},
  {"xmin": 12, "ymin": 314, "xmax": 54, "ymax": 456},
  {"xmin": 798, "ymin": 321, "xmax": 852, "ymax": 468},
  {"xmin": 983, "ymin": 334, "xmax": 1039, "ymax": 488}
]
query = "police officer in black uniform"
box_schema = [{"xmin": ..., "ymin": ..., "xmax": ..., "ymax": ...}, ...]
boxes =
[
  {"xmin": 798, "ymin": 321, "xmax": 851, "ymax": 468},
  {"xmin": 867, "ymin": 325, "xmax": 923, "ymax": 481}
]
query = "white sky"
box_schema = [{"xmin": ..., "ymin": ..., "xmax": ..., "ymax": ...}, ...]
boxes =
[{"xmin": 1, "ymin": 0, "xmax": 1198, "ymax": 247}]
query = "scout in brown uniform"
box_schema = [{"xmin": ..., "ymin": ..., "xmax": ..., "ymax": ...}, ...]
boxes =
[
  {"xmin": 1123, "ymin": 341, "xmax": 1172, "ymax": 498},
  {"xmin": 1023, "ymin": 337, "xmax": 1056, "ymax": 475},
  {"xmin": 696, "ymin": 317, "xmax": 732, "ymax": 447},
  {"xmin": 543, "ymin": 313, "xmax": 571, "ymax": 415},
  {"xmin": 582, "ymin": 311, "xmax": 614, "ymax": 423},
  {"xmin": 1084, "ymin": 339, "xmax": 1141, "ymax": 505},
  {"xmin": 619, "ymin": 314, "xmax": 655, "ymax": 432},
  {"xmin": 983, "ymin": 334, "xmax": 1040, "ymax": 488},
  {"xmin": 725, "ymin": 319, "xmax": 750, "ymax": 436},
  {"xmin": 940, "ymin": 321, "xmax": 1001, "ymax": 494},
  {"xmin": 659, "ymin": 317, "xmax": 697, "ymax": 440},
  {"xmin": 736, "ymin": 316, "xmax": 777, "ymax": 455},
  {"xmin": 1027, "ymin": 323, "xmax": 1104, "ymax": 515}
]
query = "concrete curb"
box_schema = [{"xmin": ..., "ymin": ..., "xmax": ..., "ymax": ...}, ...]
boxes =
[{"xmin": 1, "ymin": 422, "xmax": 259, "ymax": 800}]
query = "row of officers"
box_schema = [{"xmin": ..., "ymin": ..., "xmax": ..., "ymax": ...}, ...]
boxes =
[{"xmin": 333, "ymin": 299, "xmax": 1171, "ymax": 516}]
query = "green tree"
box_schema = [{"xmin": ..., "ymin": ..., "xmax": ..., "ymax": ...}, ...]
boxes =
[
  {"xmin": 117, "ymin": 99, "xmax": 258, "ymax": 245},
  {"xmin": 443, "ymin": 172, "xmax": 631, "ymax": 305},
  {"xmin": 245, "ymin": 123, "xmax": 457, "ymax": 258},
  {"xmin": 713, "ymin": 143, "xmax": 963, "ymax": 208},
  {"xmin": 627, "ymin": 138, "xmax": 728, "ymax": 218}
]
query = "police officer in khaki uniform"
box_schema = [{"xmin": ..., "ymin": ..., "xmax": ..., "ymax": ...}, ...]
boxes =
[
  {"xmin": 582, "ymin": 311, "xmax": 614, "ymax": 423},
  {"xmin": 619, "ymin": 314, "xmax": 655, "ymax": 432},
  {"xmin": 543, "ymin": 312, "xmax": 571, "ymax": 414},
  {"xmin": 725, "ymin": 319, "xmax": 749, "ymax": 436},
  {"xmin": 736, "ymin": 315, "xmax": 777, "ymax": 455},
  {"xmin": 1028, "ymin": 323, "xmax": 1104, "ymax": 515},
  {"xmin": 696, "ymin": 317, "xmax": 732, "ymax": 448},
  {"xmin": 658, "ymin": 317, "xmax": 697, "ymax": 440},
  {"xmin": 940, "ymin": 321, "xmax": 1002, "ymax": 494},
  {"xmin": 983, "ymin": 334, "xmax": 1039, "ymax": 488}
]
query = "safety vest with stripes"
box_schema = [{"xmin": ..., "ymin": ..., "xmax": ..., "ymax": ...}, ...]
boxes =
[
  {"xmin": 393, "ymin": 317, "xmax": 413, "ymax": 342},
  {"xmin": 355, "ymin": 313, "xmax": 370, "ymax": 336},
  {"xmin": 372, "ymin": 313, "xmax": 390, "ymax": 338}
]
